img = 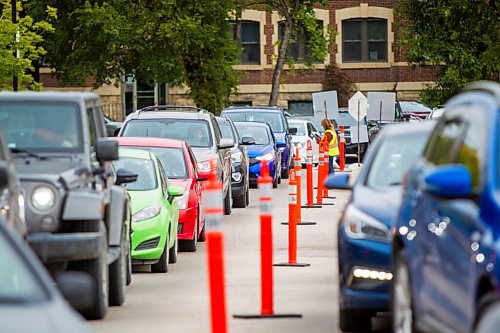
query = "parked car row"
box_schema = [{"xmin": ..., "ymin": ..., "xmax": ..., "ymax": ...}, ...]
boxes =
[{"xmin": 325, "ymin": 81, "xmax": 500, "ymax": 332}]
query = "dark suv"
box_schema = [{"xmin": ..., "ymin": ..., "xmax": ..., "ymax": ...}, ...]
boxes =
[
  {"xmin": 221, "ymin": 106, "xmax": 294, "ymax": 178},
  {"xmin": 216, "ymin": 116, "xmax": 251, "ymax": 208},
  {"xmin": 119, "ymin": 106, "xmax": 234, "ymax": 214},
  {"xmin": 0, "ymin": 92, "xmax": 135, "ymax": 320}
]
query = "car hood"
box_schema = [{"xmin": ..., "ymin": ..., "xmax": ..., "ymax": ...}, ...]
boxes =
[
  {"xmin": 0, "ymin": 300, "xmax": 91, "ymax": 333},
  {"xmin": 191, "ymin": 147, "xmax": 218, "ymax": 162},
  {"xmin": 247, "ymin": 145, "xmax": 274, "ymax": 158},
  {"xmin": 128, "ymin": 189, "xmax": 162, "ymax": 215},
  {"xmin": 352, "ymin": 185, "xmax": 402, "ymax": 228},
  {"xmin": 274, "ymin": 132, "xmax": 286, "ymax": 145},
  {"xmin": 14, "ymin": 159, "xmax": 87, "ymax": 188}
]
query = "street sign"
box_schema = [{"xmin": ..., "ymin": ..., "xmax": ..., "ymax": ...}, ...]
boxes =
[
  {"xmin": 367, "ymin": 92, "xmax": 396, "ymax": 121},
  {"xmin": 350, "ymin": 125, "xmax": 369, "ymax": 143},
  {"xmin": 312, "ymin": 91, "xmax": 339, "ymax": 125},
  {"xmin": 348, "ymin": 91, "xmax": 368, "ymax": 121}
]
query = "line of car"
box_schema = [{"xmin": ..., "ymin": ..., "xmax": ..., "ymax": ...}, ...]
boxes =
[{"xmin": 325, "ymin": 81, "xmax": 500, "ymax": 333}]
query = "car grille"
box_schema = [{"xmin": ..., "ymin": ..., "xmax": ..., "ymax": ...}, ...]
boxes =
[{"xmin": 135, "ymin": 237, "xmax": 160, "ymax": 251}]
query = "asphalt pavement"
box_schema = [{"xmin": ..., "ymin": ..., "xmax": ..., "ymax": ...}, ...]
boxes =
[{"xmin": 90, "ymin": 168, "xmax": 358, "ymax": 333}]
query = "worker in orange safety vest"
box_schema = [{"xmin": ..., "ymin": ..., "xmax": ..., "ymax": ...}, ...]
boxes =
[{"xmin": 316, "ymin": 118, "xmax": 339, "ymax": 174}]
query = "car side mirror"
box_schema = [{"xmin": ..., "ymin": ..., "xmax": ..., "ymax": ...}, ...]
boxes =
[
  {"xmin": 115, "ymin": 168, "xmax": 138, "ymax": 186},
  {"xmin": 96, "ymin": 138, "xmax": 119, "ymax": 162},
  {"xmin": 218, "ymin": 138, "xmax": 234, "ymax": 149},
  {"xmin": 55, "ymin": 271, "xmax": 94, "ymax": 310},
  {"xmin": 240, "ymin": 136, "xmax": 256, "ymax": 145},
  {"xmin": 167, "ymin": 185, "xmax": 184, "ymax": 203},
  {"xmin": 288, "ymin": 128, "xmax": 297, "ymax": 135},
  {"xmin": 0, "ymin": 161, "xmax": 9, "ymax": 188},
  {"xmin": 324, "ymin": 173, "xmax": 351, "ymax": 190},
  {"xmin": 424, "ymin": 165, "xmax": 472, "ymax": 198}
]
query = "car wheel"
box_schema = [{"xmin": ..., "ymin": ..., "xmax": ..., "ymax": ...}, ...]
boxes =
[
  {"xmin": 392, "ymin": 249, "xmax": 415, "ymax": 333},
  {"xmin": 245, "ymin": 187, "xmax": 249, "ymax": 206},
  {"xmin": 169, "ymin": 232, "xmax": 178, "ymax": 264},
  {"xmin": 273, "ymin": 175, "xmax": 278, "ymax": 188},
  {"xmin": 233, "ymin": 189, "xmax": 246, "ymax": 208},
  {"xmin": 180, "ymin": 218, "xmax": 198, "ymax": 252},
  {"xmin": 151, "ymin": 232, "xmax": 169, "ymax": 273},
  {"xmin": 109, "ymin": 230, "xmax": 127, "ymax": 306},
  {"xmin": 198, "ymin": 219, "xmax": 206, "ymax": 242},
  {"xmin": 282, "ymin": 166, "xmax": 289, "ymax": 179},
  {"xmin": 339, "ymin": 309, "xmax": 372, "ymax": 332},
  {"xmin": 126, "ymin": 237, "xmax": 132, "ymax": 286},
  {"xmin": 224, "ymin": 185, "xmax": 232, "ymax": 215},
  {"xmin": 70, "ymin": 220, "xmax": 108, "ymax": 320}
]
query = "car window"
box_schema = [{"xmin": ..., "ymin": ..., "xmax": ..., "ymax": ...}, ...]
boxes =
[
  {"xmin": 235, "ymin": 125, "xmax": 271, "ymax": 145},
  {"xmin": 156, "ymin": 159, "xmax": 168, "ymax": 195},
  {"xmin": 366, "ymin": 131, "xmax": 429, "ymax": 188},
  {"xmin": 400, "ymin": 101, "xmax": 432, "ymax": 113},
  {"xmin": 289, "ymin": 122, "xmax": 307, "ymax": 136},
  {"xmin": 223, "ymin": 111, "xmax": 285, "ymax": 133},
  {"xmin": 0, "ymin": 102, "xmax": 83, "ymax": 153},
  {"xmin": 0, "ymin": 228, "xmax": 49, "ymax": 304},
  {"xmin": 217, "ymin": 120, "xmax": 235, "ymax": 141},
  {"xmin": 113, "ymin": 157, "xmax": 158, "ymax": 191},
  {"xmin": 126, "ymin": 146, "xmax": 187, "ymax": 179},
  {"xmin": 424, "ymin": 117, "xmax": 465, "ymax": 165},
  {"xmin": 87, "ymin": 107, "xmax": 98, "ymax": 149},
  {"xmin": 122, "ymin": 119, "xmax": 213, "ymax": 148},
  {"xmin": 187, "ymin": 146, "xmax": 199, "ymax": 178},
  {"xmin": 211, "ymin": 118, "xmax": 223, "ymax": 144}
]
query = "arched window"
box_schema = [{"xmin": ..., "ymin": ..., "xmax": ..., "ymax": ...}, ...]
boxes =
[{"xmin": 342, "ymin": 18, "xmax": 387, "ymax": 62}]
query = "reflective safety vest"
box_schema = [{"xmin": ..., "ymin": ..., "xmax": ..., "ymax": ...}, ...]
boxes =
[{"xmin": 325, "ymin": 129, "xmax": 339, "ymax": 156}]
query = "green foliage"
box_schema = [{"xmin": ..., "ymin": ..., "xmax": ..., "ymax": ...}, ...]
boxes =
[
  {"xmin": 396, "ymin": 0, "xmax": 500, "ymax": 106},
  {"xmin": 0, "ymin": 0, "xmax": 55, "ymax": 90},
  {"xmin": 28, "ymin": 0, "xmax": 239, "ymax": 112}
]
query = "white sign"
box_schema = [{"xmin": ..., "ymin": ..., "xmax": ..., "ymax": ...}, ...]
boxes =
[
  {"xmin": 348, "ymin": 91, "xmax": 368, "ymax": 121},
  {"xmin": 367, "ymin": 92, "xmax": 396, "ymax": 121},
  {"xmin": 312, "ymin": 91, "xmax": 339, "ymax": 122},
  {"xmin": 350, "ymin": 125, "xmax": 369, "ymax": 143}
]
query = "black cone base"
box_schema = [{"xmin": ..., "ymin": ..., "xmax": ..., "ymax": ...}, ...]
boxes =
[
  {"xmin": 274, "ymin": 262, "xmax": 310, "ymax": 267},
  {"xmin": 323, "ymin": 196, "xmax": 336, "ymax": 199},
  {"xmin": 233, "ymin": 313, "xmax": 302, "ymax": 319},
  {"xmin": 301, "ymin": 205, "xmax": 322, "ymax": 208},
  {"xmin": 281, "ymin": 221, "xmax": 317, "ymax": 225}
]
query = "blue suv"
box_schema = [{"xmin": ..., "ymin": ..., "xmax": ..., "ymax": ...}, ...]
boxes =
[
  {"xmin": 221, "ymin": 106, "xmax": 294, "ymax": 178},
  {"xmin": 392, "ymin": 82, "xmax": 500, "ymax": 333}
]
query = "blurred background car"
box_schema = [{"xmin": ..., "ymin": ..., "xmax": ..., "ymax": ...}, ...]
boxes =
[
  {"xmin": 221, "ymin": 106, "xmax": 294, "ymax": 179},
  {"xmin": 113, "ymin": 148, "xmax": 182, "ymax": 273},
  {"xmin": 216, "ymin": 116, "xmax": 251, "ymax": 208},
  {"xmin": 392, "ymin": 82, "xmax": 500, "ymax": 333},
  {"xmin": 287, "ymin": 118, "xmax": 320, "ymax": 165},
  {"xmin": 104, "ymin": 116, "xmax": 123, "ymax": 137},
  {"xmin": 428, "ymin": 107, "xmax": 446, "ymax": 119},
  {"xmin": 233, "ymin": 122, "xmax": 281, "ymax": 188},
  {"xmin": 119, "ymin": 106, "xmax": 234, "ymax": 215},
  {"xmin": 0, "ymin": 218, "xmax": 93, "ymax": 333},
  {"xmin": 399, "ymin": 100, "xmax": 432, "ymax": 119},
  {"xmin": 325, "ymin": 120, "xmax": 435, "ymax": 332},
  {"xmin": 115, "ymin": 137, "xmax": 206, "ymax": 252}
]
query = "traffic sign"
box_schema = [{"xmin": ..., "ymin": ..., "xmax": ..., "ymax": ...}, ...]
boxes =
[
  {"xmin": 312, "ymin": 91, "xmax": 339, "ymax": 122},
  {"xmin": 348, "ymin": 91, "xmax": 368, "ymax": 121},
  {"xmin": 367, "ymin": 92, "xmax": 396, "ymax": 121}
]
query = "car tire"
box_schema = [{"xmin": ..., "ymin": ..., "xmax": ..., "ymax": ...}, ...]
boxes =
[
  {"xmin": 126, "ymin": 237, "xmax": 132, "ymax": 286},
  {"xmin": 245, "ymin": 187, "xmax": 249, "ymax": 206},
  {"xmin": 198, "ymin": 220, "xmax": 206, "ymax": 242},
  {"xmin": 109, "ymin": 230, "xmax": 127, "ymax": 306},
  {"xmin": 282, "ymin": 166, "xmax": 289, "ymax": 179},
  {"xmin": 273, "ymin": 175, "xmax": 278, "ymax": 188},
  {"xmin": 151, "ymin": 232, "xmax": 169, "ymax": 273},
  {"xmin": 339, "ymin": 309, "xmax": 372, "ymax": 332},
  {"xmin": 224, "ymin": 184, "xmax": 232, "ymax": 215},
  {"xmin": 233, "ymin": 189, "xmax": 246, "ymax": 208},
  {"xmin": 392, "ymin": 249, "xmax": 416, "ymax": 333},
  {"xmin": 70, "ymin": 220, "xmax": 108, "ymax": 320},
  {"xmin": 168, "ymin": 233, "xmax": 178, "ymax": 264},
  {"xmin": 180, "ymin": 217, "xmax": 198, "ymax": 252}
]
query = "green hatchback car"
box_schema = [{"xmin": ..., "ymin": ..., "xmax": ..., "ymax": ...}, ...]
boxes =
[{"xmin": 113, "ymin": 148, "xmax": 183, "ymax": 273}]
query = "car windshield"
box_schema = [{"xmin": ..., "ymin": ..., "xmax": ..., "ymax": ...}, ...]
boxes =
[
  {"xmin": 366, "ymin": 131, "xmax": 427, "ymax": 188},
  {"xmin": 0, "ymin": 102, "xmax": 83, "ymax": 152},
  {"xmin": 289, "ymin": 122, "xmax": 307, "ymax": 136},
  {"xmin": 223, "ymin": 111, "xmax": 285, "ymax": 133},
  {"xmin": 400, "ymin": 101, "xmax": 432, "ymax": 113},
  {"xmin": 113, "ymin": 157, "xmax": 158, "ymax": 191},
  {"xmin": 217, "ymin": 120, "xmax": 235, "ymax": 141},
  {"xmin": 122, "ymin": 119, "xmax": 212, "ymax": 148},
  {"xmin": 235, "ymin": 125, "xmax": 271, "ymax": 145},
  {"xmin": 335, "ymin": 112, "xmax": 364, "ymax": 127},
  {"xmin": 127, "ymin": 147, "xmax": 187, "ymax": 179},
  {"xmin": 0, "ymin": 228, "xmax": 49, "ymax": 304}
]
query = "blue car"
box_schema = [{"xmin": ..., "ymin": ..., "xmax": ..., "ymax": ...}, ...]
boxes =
[
  {"xmin": 221, "ymin": 106, "xmax": 293, "ymax": 179},
  {"xmin": 233, "ymin": 122, "xmax": 281, "ymax": 188},
  {"xmin": 392, "ymin": 82, "xmax": 500, "ymax": 333},
  {"xmin": 325, "ymin": 121, "xmax": 435, "ymax": 332}
]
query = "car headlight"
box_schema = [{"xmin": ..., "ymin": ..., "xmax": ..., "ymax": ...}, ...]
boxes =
[
  {"xmin": 343, "ymin": 205, "xmax": 390, "ymax": 243},
  {"xmin": 231, "ymin": 151, "xmax": 243, "ymax": 163},
  {"xmin": 198, "ymin": 159, "xmax": 217, "ymax": 172},
  {"xmin": 176, "ymin": 191, "xmax": 190, "ymax": 210},
  {"xmin": 31, "ymin": 186, "xmax": 56, "ymax": 211},
  {"xmin": 256, "ymin": 153, "xmax": 275, "ymax": 161},
  {"xmin": 132, "ymin": 205, "xmax": 161, "ymax": 222}
]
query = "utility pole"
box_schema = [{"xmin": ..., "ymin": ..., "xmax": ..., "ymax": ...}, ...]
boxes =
[{"xmin": 12, "ymin": 0, "xmax": 18, "ymax": 91}]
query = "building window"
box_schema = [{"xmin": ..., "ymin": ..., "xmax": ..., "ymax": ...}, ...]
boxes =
[
  {"xmin": 236, "ymin": 21, "xmax": 260, "ymax": 65},
  {"xmin": 288, "ymin": 101, "xmax": 313, "ymax": 116},
  {"xmin": 278, "ymin": 21, "xmax": 324, "ymax": 63},
  {"xmin": 342, "ymin": 18, "xmax": 387, "ymax": 62}
]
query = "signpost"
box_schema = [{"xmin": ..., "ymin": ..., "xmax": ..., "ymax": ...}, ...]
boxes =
[{"xmin": 348, "ymin": 92, "xmax": 368, "ymax": 166}]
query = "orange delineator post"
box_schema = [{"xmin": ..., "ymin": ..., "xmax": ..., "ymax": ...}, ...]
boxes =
[
  {"xmin": 322, "ymin": 140, "xmax": 329, "ymax": 197},
  {"xmin": 274, "ymin": 170, "xmax": 310, "ymax": 267},
  {"xmin": 204, "ymin": 173, "xmax": 227, "ymax": 333},
  {"xmin": 316, "ymin": 141, "xmax": 324, "ymax": 205},
  {"xmin": 305, "ymin": 141, "xmax": 315, "ymax": 207},
  {"xmin": 293, "ymin": 147, "xmax": 302, "ymax": 222},
  {"xmin": 339, "ymin": 126, "xmax": 345, "ymax": 171}
]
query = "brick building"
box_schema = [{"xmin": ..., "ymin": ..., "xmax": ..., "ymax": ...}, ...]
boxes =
[{"xmin": 40, "ymin": 1, "xmax": 437, "ymax": 119}]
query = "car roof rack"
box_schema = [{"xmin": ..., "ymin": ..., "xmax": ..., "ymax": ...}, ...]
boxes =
[
  {"xmin": 224, "ymin": 105, "xmax": 283, "ymax": 110},
  {"xmin": 137, "ymin": 105, "xmax": 207, "ymax": 113}
]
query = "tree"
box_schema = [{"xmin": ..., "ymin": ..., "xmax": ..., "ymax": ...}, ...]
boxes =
[
  {"xmin": 396, "ymin": 0, "xmax": 500, "ymax": 106},
  {"xmin": 28, "ymin": 0, "xmax": 239, "ymax": 113},
  {"xmin": 0, "ymin": 0, "xmax": 55, "ymax": 90},
  {"xmin": 322, "ymin": 64, "xmax": 355, "ymax": 107}
]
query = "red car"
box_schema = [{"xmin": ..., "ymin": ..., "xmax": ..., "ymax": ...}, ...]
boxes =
[{"xmin": 114, "ymin": 137, "xmax": 205, "ymax": 252}]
